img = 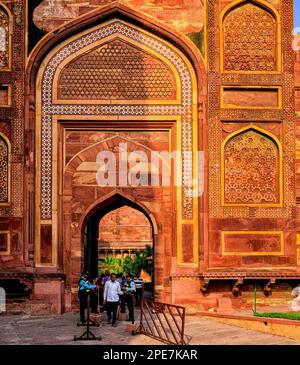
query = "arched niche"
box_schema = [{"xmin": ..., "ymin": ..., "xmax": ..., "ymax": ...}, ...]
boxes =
[
  {"xmin": 221, "ymin": 0, "xmax": 281, "ymax": 72},
  {"xmin": 221, "ymin": 125, "xmax": 282, "ymax": 206}
]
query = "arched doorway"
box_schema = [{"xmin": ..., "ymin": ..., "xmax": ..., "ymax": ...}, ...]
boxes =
[
  {"xmin": 98, "ymin": 206, "xmax": 153, "ymax": 283},
  {"xmin": 83, "ymin": 203, "xmax": 154, "ymax": 295},
  {"xmin": 27, "ymin": 2, "xmax": 207, "ymax": 311},
  {"xmin": 81, "ymin": 193, "xmax": 156, "ymax": 296}
]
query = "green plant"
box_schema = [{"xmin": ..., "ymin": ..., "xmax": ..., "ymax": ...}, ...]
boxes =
[
  {"xmin": 98, "ymin": 245, "xmax": 154, "ymax": 278},
  {"xmin": 134, "ymin": 246, "xmax": 153, "ymax": 276},
  {"xmin": 98, "ymin": 257, "xmax": 125, "ymax": 275},
  {"xmin": 254, "ymin": 312, "xmax": 300, "ymax": 321}
]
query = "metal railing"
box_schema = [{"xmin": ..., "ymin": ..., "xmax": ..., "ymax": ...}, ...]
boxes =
[{"xmin": 138, "ymin": 298, "xmax": 187, "ymax": 345}]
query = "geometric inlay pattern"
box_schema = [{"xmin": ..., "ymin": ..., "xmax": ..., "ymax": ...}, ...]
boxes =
[
  {"xmin": 223, "ymin": 3, "xmax": 277, "ymax": 71},
  {"xmin": 224, "ymin": 130, "xmax": 279, "ymax": 204},
  {"xmin": 58, "ymin": 39, "xmax": 176, "ymax": 100},
  {"xmin": 208, "ymin": 0, "xmax": 295, "ymax": 219},
  {"xmin": 0, "ymin": 0, "xmax": 24, "ymax": 218},
  {"xmin": 41, "ymin": 20, "xmax": 194, "ymax": 220}
]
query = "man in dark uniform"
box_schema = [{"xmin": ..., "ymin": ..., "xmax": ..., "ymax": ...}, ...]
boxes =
[
  {"xmin": 123, "ymin": 273, "xmax": 136, "ymax": 323},
  {"xmin": 77, "ymin": 271, "xmax": 96, "ymax": 324}
]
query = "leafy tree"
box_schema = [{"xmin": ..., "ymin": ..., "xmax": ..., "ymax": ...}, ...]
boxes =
[{"xmin": 98, "ymin": 245, "xmax": 154, "ymax": 278}]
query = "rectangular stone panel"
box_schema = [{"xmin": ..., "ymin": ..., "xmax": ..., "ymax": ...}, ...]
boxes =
[
  {"xmin": 0, "ymin": 85, "xmax": 11, "ymax": 107},
  {"xmin": 0, "ymin": 232, "xmax": 9, "ymax": 254},
  {"xmin": 182, "ymin": 224, "xmax": 194, "ymax": 263},
  {"xmin": 40, "ymin": 225, "xmax": 52, "ymax": 264},
  {"xmin": 222, "ymin": 87, "xmax": 280, "ymax": 108},
  {"xmin": 221, "ymin": 231, "xmax": 284, "ymax": 256}
]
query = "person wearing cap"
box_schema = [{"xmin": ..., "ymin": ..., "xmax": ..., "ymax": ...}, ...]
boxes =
[
  {"xmin": 123, "ymin": 273, "xmax": 136, "ymax": 322},
  {"xmin": 78, "ymin": 271, "xmax": 96, "ymax": 324}
]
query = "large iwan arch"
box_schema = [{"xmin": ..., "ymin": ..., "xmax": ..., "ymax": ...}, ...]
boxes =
[{"xmin": 26, "ymin": 2, "xmax": 207, "ymax": 310}]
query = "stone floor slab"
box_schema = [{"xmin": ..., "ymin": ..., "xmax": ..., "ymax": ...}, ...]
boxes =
[{"xmin": 0, "ymin": 312, "xmax": 299, "ymax": 345}]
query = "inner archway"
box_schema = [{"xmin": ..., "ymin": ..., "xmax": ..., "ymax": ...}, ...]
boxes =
[
  {"xmin": 98, "ymin": 206, "xmax": 154, "ymax": 293},
  {"xmin": 82, "ymin": 195, "xmax": 155, "ymax": 295}
]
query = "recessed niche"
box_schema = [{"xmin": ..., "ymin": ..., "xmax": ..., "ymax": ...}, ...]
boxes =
[
  {"xmin": 0, "ymin": 84, "xmax": 11, "ymax": 107},
  {"xmin": 222, "ymin": 87, "xmax": 281, "ymax": 109},
  {"xmin": 0, "ymin": 231, "xmax": 10, "ymax": 255}
]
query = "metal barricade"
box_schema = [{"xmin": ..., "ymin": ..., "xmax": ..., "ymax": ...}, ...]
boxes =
[{"xmin": 138, "ymin": 298, "xmax": 187, "ymax": 345}]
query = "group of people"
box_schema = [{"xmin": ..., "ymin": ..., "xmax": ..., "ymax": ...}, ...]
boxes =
[{"xmin": 77, "ymin": 270, "xmax": 144, "ymax": 327}]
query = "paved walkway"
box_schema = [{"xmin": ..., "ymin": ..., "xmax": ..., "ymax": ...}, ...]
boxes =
[{"xmin": 0, "ymin": 312, "xmax": 299, "ymax": 345}]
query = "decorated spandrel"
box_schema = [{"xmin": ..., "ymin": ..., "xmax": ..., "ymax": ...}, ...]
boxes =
[{"xmin": 34, "ymin": 0, "xmax": 205, "ymax": 54}]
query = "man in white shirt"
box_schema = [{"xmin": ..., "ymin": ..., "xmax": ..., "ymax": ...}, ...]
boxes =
[{"xmin": 103, "ymin": 273, "xmax": 123, "ymax": 327}]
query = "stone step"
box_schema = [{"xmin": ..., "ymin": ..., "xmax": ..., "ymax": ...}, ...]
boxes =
[{"xmin": 6, "ymin": 299, "xmax": 55, "ymax": 315}]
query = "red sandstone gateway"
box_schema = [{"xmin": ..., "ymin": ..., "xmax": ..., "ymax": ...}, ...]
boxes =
[{"xmin": 0, "ymin": 0, "xmax": 299, "ymax": 314}]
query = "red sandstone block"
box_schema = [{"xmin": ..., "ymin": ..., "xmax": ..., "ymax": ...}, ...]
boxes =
[
  {"xmin": 126, "ymin": 323, "xmax": 140, "ymax": 333},
  {"xmin": 33, "ymin": 281, "xmax": 64, "ymax": 314},
  {"xmin": 217, "ymin": 297, "xmax": 233, "ymax": 313}
]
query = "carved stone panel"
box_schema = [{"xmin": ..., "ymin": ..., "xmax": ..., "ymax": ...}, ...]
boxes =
[{"xmin": 223, "ymin": 2, "xmax": 277, "ymax": 71}]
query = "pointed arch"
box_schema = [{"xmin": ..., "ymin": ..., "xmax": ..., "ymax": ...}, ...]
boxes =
[
  {"xmin": 0, "ymin": 1, "xmax": 12, "ymax": 70},
  {"xmin": 80, "ymin": 190, "xmax": 158, "ymax": 236},
  {"xmin": 0, "ymin": 132, "xmax": 11, "ymax": 204},
  {"xmin": 31, "ymin": 1, "xmax": 203, "ymax": 271},
  {"xmin": 79, "ymin": 190, "xmax": 157, "ymax": 280},
  {"xmin": 64, "ymin": 134, "xmax": 170, "ymax": 175},
  {"xmin": 221, "ymin": 124, "xmax": 283, "ymax": 206},
  {"xmin": 34, "ymin": 15, "xmax": 200, "ymax": 221},
  {"xmin": 53, "ymin": 34, "xmax": 181, "ymax": 104},
  {"xmin": 221, "ymin": 0, "xmax": 280, "ymax": 23},
  {"xmin": 29, "ymin": 2, "xmax": 203, "ymax": 221},
  {"xmin": 220, "ymin": 0, "xmax": 281, "ymax": 72}
]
